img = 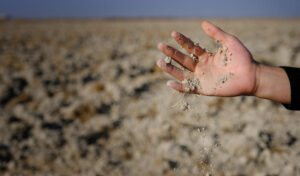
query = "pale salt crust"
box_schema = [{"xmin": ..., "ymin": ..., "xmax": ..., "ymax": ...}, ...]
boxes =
[
  {"xmin": 222, "ymin": 45, "xmax": 228, "ymax": 66},
  {"xmin": 203, "ymin": 47, "xmax": 213, "ymax": 56},
  {"xmin": 215, "ymin": 39, "xmax": 222, "ymax": 53},
  {"xmin": 192, "ymin": 42, "xmax": 200, "ymax": 62},
  {"xmin": 190, "ymin": 53, "xmax": 198, "ymax": 62},
  {"xmin": 223, "ymin": 45, "xmax": 228, "ymax": 52},
  {"xmin": 164, "ymin": 56, "xmax": 172, "ymax": 64},
  {"xmin": 182, "ymin": 78, "xmax": 201, "ymax": 92},
  {"xmin": 217, "ymin": 47, "xmax": 222, "ymax": 53},
  {"xmin": 173, "ymin": 78, "xmax": 201, "ymax": 111},
  {"xmin": 222, "ymin": 54, "xmax": 228, "ymax": 66}
]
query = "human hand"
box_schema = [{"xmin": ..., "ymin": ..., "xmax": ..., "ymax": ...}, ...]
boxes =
[{"xmin": 157, "ymin": 21, "xmax": 259, "ymax": 97}]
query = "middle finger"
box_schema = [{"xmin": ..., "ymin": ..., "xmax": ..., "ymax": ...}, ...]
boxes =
[
  {"xmin": 172, "ymin": 31, "xmax": 206, "ymax": 57},
  {"xmin": 158, "ymin": 43, "xmax": 196, "ymax": 72}
]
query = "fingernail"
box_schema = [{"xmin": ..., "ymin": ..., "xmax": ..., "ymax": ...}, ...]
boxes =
[
  {"xmin": 167, "ymin": 80, "xmax": 177, "ymax": 87},
  {"xmin": 157, "ymin": 43, "xmax": 164, "ymax": 49},
  {"xmin": 166, "ymin": 80, "xmax": 173, "ymax": 87},
  {"xmin": 171, "ymin": 31, "xmax": 177, "ymax": 37},
  {"xmin": 156, "ymin": 59, "xmax": 163, "ymax": 67}
]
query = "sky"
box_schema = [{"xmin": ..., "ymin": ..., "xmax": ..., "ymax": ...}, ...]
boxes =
[{"xmin": 1, "ymin": 0, "xmax": 300, "ymax": 18}]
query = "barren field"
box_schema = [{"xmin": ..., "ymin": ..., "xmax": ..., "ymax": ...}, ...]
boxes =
[{"xmin": 1, "ymin": 19, "xmax": 300, "ymax": 176}]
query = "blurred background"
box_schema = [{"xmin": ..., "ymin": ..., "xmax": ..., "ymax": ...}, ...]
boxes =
[
  {"xmin": 1, "ymin": 0, "xmax": 300, "ymax": 176},
  {"xmin": 1, "ymin": 0, "xmax": 300, "ymax": 18}
]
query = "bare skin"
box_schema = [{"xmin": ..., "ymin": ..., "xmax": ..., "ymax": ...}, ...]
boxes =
[{"xmin": 157, "ymin": 20, "xmax": 291, "ymax": 104}]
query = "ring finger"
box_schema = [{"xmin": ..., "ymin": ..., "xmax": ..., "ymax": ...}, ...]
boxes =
[{"xmin": 156, "ymin": 59, "xmax": 192, "ymax": 81}]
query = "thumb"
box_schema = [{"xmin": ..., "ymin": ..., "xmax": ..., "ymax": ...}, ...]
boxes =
[{"xmin": 201, "ymin": 20, "xmax": 231, "ymax": 45}]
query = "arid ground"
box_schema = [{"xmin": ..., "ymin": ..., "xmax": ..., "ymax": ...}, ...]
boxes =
[{"xmin": 1, "ymin": 19, "xmax": 300, "ymax": 176}]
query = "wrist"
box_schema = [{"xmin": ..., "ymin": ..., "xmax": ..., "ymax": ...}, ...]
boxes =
[
  {"xmin": 253, "ymin": 64, "xmax": 291, "ymax": 104},
  {"xmin": 252, "ymin": 63, "xmax": 262, "ymax": 97}
]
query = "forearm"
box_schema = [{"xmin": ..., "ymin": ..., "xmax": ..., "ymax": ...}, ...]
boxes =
[{"xmin": 254, "ymin": 64, "xmax": 291, "ymax": 104}]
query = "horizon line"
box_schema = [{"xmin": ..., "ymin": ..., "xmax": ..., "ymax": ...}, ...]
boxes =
[{"xmin": 2, "ymin": 16, "xmax": 300, "ymax": 20}]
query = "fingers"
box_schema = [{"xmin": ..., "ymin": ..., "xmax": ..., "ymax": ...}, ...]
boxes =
[
  {"xmin": 158, "ymin": 43, "xmax": 196, "ymax": 72},
  {"xmin": 167, "ymin": 80, "xmax": 185, "ymax": 92},
  {"xmin": 156, "ymin": 59, "xmax": 186, "ymax": 81},
  {"xmin": 166, "ymin": 80, "xmax": 198, "ymax": 94},
  {"xmin": 171, "ymin": 31, "xmax": 206, "ymax": 56}
]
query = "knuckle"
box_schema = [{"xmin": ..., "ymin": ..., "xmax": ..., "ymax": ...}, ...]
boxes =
[
  {"xmin": 167, "ymin": 46, "xmax": 175, "ymax": 56},
  {"xmin": 195, "ymin": 47, "xmax": 204, "ymax": 55},
  {"xmin": 177, "ymin": 34, "xmax": 185, "ymax": 43},
  {"xmin": 167, "ymin": 64, "xmax": 174, "ymax": 72}
]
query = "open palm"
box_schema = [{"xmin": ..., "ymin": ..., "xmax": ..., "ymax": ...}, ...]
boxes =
[{"xmin": 157, "ymin": 21, "xmax": 259, "ymax": 97}]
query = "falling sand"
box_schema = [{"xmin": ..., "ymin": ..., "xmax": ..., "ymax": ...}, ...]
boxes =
[{"xmin": 182, "ymin": 78, "xmax": 201, "ymax": 92}]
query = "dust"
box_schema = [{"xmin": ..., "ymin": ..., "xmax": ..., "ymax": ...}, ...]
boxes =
[
  {"xmin": 180, "ymin": 100, "xmax": 190, "ymax": 111},
  {"xmin": 218, "ymin": 72, "xmax": 234, "ymax": 84},
  {"xmin": 171, "ymin": 78, "xmax": 202, "ymax": 112},
  {"xmin": 172, "ymin": 93, "xmax": 190, "ymax": 111}
]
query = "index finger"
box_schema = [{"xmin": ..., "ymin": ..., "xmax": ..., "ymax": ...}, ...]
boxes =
[{"xmin": 171, "ymin": 31, "xmax": 206, "ymax": 57}]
